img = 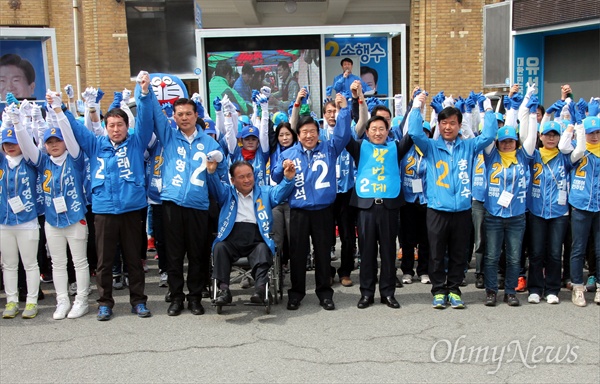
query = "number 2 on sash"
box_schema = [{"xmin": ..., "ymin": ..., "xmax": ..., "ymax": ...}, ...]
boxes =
[{"xmin": 435, "ymin": 160, "xmax": 450, "ymax": 188}]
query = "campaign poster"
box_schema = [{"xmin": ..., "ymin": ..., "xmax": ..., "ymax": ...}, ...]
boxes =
[{"xmin": 0, "ymin": 39, "xmax": 47, "ymax": 101}]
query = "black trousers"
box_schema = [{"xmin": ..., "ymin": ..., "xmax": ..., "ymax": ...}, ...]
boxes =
[
  {"xmin": 212, "ymin": 223, "xmax": 271, "ymax": 289},
  {"xmin": 357, "ymin": 204, "xmax": 398, "ymax": 298},
  {"xmin": 333, "ymin": 190, "xmax": 357, "ymax": 278},
  {"xmin": 427, "ymin": 208, "xmax": 472, "ymax": 296},
  {"xmin": 288, "ymin": 206, "xmax": 335, "ymax": 302},
  {"xmin": 400, "ymin": 202, "xmax": 429, "ymax": 277},
  {"xmin": 162, "ymin": 201, "xmax": 209, "ymax": 302},
  {"xmin": 95, "ymin": 209, "xmax": 147, "ymax": 308},
  {"xmin": 151, "ymin": 204, "xmax": 168, "ymax": 273}
]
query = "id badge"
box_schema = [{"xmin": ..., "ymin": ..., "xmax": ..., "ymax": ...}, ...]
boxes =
[
  {"xmin": 557, "ymin": 190, "xmax": 567, "ymax": 206},
  {"xmin": 411, "ymin": 179, "xmax": 423, "ymax": 193},
  {"xmin": 336, "ymin": 164, "xmax": 341, "ymax": 179},
  {"xmin": 8, "ymin": 196, "xmax": 25, "ymax": 214},
  {"xmin": 53, "ymin": 196, "xmax": 68, "ymax": 213},
  {"xmin": 497, "ymin": 190, "xmax": 514, "ymax": 208}
]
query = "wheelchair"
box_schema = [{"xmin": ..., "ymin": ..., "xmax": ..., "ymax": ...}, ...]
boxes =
[{"xmin": 211, "ymin": 248, "xmax": 284, "ymax": 314}]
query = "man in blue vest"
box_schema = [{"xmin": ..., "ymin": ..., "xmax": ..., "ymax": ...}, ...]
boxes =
[{"xmin": 207, "ymin": 159, "xmax": 296, "ymax": 304}]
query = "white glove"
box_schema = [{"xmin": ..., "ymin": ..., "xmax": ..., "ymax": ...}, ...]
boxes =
[
  {"xmin": 136, "ymin": 70, "xmax": 149, "ymax": 84},
  {"xmin": 191, "ymin": 92, "xmax": 202, "ymax": 104},
  {"xmin": 260, "ymin": 86, "xmax": 271, "ymax": 98},
  {"xmin": 82, "ymin": 87, "xmax": 98, "ymax": 107},
  {"xmin": 122, "ymin": 88, "xmax": 132, "ymax": 101},
  {"xmin": 443, "ymin": 95, "xmax": 455, "ymax": 108},
  {"xmin": 525, "ymin": 82, "xmax": 536, "ymax": 98},
  {"xmin": 257, "ymin": 94, "xmax": 269, "ymax": 109},
  {"xmin": 47, "ymin": 90, "xmax": 63, "ymax": 109},
  {"xmin": 6, "ymin": 103, "xmax": 22, "ymax": 125},
  {"xmin": 207, "ymin": 150, "xmax": 224, "ymax": 163},
  {"xmin": 394, "ymin": 94, "xmax": 403, "ymax": 106},
  {"xmin": 64, "ymin": 84, "xmax": 75, "ymax": 99},
  {"xmin": 483, "ymin": 97, "xmax": 492, "ymax": 112},
  {"xmin": 412, "ymin": 97, "xmax": 423, "ymax": 110},
  {"xmin": 20, "ymin": 99, "xmax": 33, "ymax": 118},
  {"xmin": 1, "ymin": 110, "xmax": 14, "ymax": 130},
  {"xmin": 31, "ymin": 103, "xmax": 43, "ymax": 122}
]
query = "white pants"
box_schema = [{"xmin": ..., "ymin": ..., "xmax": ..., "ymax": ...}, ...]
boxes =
[
  {"xmin": 45, "ymin": 221, "xmax": 89, "ymax": 301},
  {"xmin": 0, "ymin": 227, "xmax": 40, "ymax": 304}
]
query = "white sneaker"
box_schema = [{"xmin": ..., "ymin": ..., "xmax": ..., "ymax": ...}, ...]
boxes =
[
  {"xmin": 402, "ymin": 274, "xmax": 413, "ymax": 284},
  {"xmin": 527, "ymin": 293, "xmax": 541, "ymax": 304},
  {"xmin": 159, "ymin": 272, "xmax": 168, "ymax": 287},
  {"xmin": 53, "ymin": 298, "xmax": 71, "ymax": 320},
  {"xmin": 420, "ymin": 274, "xmax": 431, "ymax": 284},
  {"xmin": 68, "ymin": 282, "xmax": 78, "ymax": 296},
  {"xmin": 546, "ymin": 294, "xmax": 560, "ymax": 304},
  {"xmin": 67, "ymin": 299, "xmax": 89, "ymax": 319},
  {"xmin": 571, "ymin": 285, "xmax": 587, "ymax": 307}
]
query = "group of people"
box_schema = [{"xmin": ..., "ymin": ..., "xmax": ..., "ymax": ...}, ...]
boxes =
[{"xmin": 1, "ymin": 64, "xmax": 599, "ymax": 321}]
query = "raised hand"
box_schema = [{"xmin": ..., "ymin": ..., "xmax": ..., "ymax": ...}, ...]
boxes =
[
  {"xmin": 283, "ymin": 159, "xmax": 296, "ymax": 180},
  {"xmin": 64, "ymin": 84, "xmax": 75, "ymax": 99},
  {"xmin": 213, "ymin": 96, "xmax": 222, "ymax": 112}
]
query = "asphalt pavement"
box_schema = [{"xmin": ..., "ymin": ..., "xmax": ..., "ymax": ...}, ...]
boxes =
[{"xmin": 1, "ymin": 247, "xmax": 598, "ymax": 384}]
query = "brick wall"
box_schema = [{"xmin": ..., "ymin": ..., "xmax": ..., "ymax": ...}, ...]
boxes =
[
  {"xmin": 2, "ymin": 0, "xmax": 134, "ymax": 100},
  {"xmin": 409, "ymin": 0, "xmax": 504, "ymax": 101}
]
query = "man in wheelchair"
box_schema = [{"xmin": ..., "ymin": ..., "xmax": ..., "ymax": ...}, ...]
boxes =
[{"xmin": 206, "ymin": 158, "xmax": 296, "ymax": 305}]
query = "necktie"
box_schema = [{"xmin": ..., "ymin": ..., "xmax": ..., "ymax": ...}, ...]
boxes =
[
  {"xmin": 306, "ymin": 149, "xmax": 312, "ymax": 161},
  {"xmin": 446, "ymin": 141, "xmax": 454, "ymax": 154}
]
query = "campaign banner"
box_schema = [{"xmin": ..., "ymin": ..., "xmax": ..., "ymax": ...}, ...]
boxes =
[
  {"xmin": 0, "ymin": 39, "xmax": 47, "ymax": 101},
  {"xmin": 513, "ymin": 34, "xmax": 544, "ymax": 104},
  {"xmin": 325, "ymin": 36, "xmax": 388, "ymax": 97}
]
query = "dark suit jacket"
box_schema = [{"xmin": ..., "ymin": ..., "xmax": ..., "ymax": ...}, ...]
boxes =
[{"xmin": 345, "ymin": 133, "xmax": 413, "ymax": 210}]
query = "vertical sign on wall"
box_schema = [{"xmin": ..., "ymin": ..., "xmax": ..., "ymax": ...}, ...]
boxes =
[
  {"xmin": 513, "ymin": 34, "xmax": 544, "ymax": 104},
  {"xmin": 194, "ymin": 0, "xmax": 203, "ymax": 29}
]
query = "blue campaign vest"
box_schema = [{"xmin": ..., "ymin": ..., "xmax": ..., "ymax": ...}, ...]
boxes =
[
  {"xmin": 472, "ymin": 152, "xmax": 487, "ymax": 203},
  {"xmin": 568, "ymin": 152, "xmax": 600, "ymax": 212},
  {"xmin": 356, "ymin": 140, "xmax": 400, "ymax": 198},
  {"xmin": 401, "ymin": 146, "xmax": 427, "ymax": 204},
  {"xmin": 0, "ymin": 155, "xmax": 39, "ymax": 225},
  {"xmin": 527, "ymin": 151, "xmax": 571, "ymax": 219},
  {"xmin": 146, "ymin": 140, "xmax": 164, "ymax": 203},
  {"xmin": 32, "ymin": 153, "xmax": 87, "ymax": 228},
  {"xmin": 484, "ymin": 147, "xmax": 532, "ymax": 218}
]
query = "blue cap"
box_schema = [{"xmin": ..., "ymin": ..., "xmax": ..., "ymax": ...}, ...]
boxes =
[
  {"xmin": 495, "ymin": 112, "xmax": 505, "ymax": 123},
  {"xmin": 43, "ymin": 127, "xmax": 64, "ymax": 143},
  {"xmin": 540, "ymin": 121, "xmax": 561, "ymax": 135},
  {"xmin": 1, "ymin": 128, "xmax": 18, "ymax": 145},
  {"xmin": 203, "ymin": 118, "xmax": 217, "ymax": 135},
  {"xmin": 239, "ymin": 115, "xmax": 251, "ymax": 126},
  {"xmin": 423, "ymin": 121, "xmax": 432, "ymax": 132},
  {"xmin": 497, "ymin": 126, "xmax": 518, "ymax": 141},
  {"xmin": 240, "ymin": 124, "xmax": 259, "ymax": 139},
  {"xmin": 583, "ymin": 116, "xmax": 600, "ymax": 134},
  {"xmin": 272, "ymin": 111, "xmax": 289, "ymax": 126}
]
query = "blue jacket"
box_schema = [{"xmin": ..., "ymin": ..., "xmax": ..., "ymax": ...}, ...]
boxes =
[
  {"xmin": 0, "ymin": 154, "xmax": 39, "ymax": 225},
  {"xmin": 332, "ymin": 73, "xmax": 371, "ymax": 95},
  {"xmin": 65, "ymin": 91, "xmax": 152, "ymax": 215},
  {"xmin": 471, "ymin": 152, "xmax": 487, "ymax": 203},
  {"xmin": 150, "ymin": 89, "xmax": 228, "ymax": 210},
  {"xmin": 527, "ymin": 151, "xmax": 571, "ymax": 219},
  {"xmin": 401, "ymin": 146, "xmax": 427, "ymax": 204},
  {"xmin": 484, "ymin": 147, "xmax": 532, "ymax": 218},
  {"xmin": 146, "ymin": 139, "xmax": 164, "ymax": 203},
  {"xmin": 271, "ymin": 107, "xmax": 351, "ymax": 210},
  {"xmin": 408, "ymin": 108, "xmax": 496, "ymax": 212},
  {"xmin": 321, "ymin": 125, "xmax": 356, "ymax": 193},
  {"xmin": 208, "ymin": 172, "xmax": 294, "ymax": 255},
  {"xmin": 569, "ymin": 151, "xmax": 600, "ymax": 212},
  {"xmin": 30, "ymin": 152, "xmax": 87, "ymax": 228}
]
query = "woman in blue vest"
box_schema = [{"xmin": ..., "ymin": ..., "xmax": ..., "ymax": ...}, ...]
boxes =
[
  {"xmin": 483, "ymin": 88, "xmax": 537, "ymax": 307},
  {"xmin": 0, "ymin": 111, "xmax": 40, "ymax": 319},
  {"xmin": 559, "ymin": 109, "xmax": 600, "ymax": 306},
  {"xmin": 14, "ymin": 92, "xmax": 90, "ymax": 319}
]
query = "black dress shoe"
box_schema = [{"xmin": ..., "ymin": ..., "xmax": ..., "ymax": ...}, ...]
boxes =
[
  {"xmin": 460, "ymin": 278, "xmax": 468, "ymax": 287},
  {"xmin": 201, "ymin": 286, "xmax": 210, "ymax": 299},
  {"xmin": 357, "ymin": 296, "xmax": 374, "ymax": 309},
  {"xmin": 188, "ymin": 300, "xmax": 205, "ymax": 315},
  {"xmin": 165, "ymin": 290, "xmax": 172, "ymax": 303},
  {"xmin": 287, "ymin": 298, "xmax": 301, "ymax": 310},
  {"xmin": 167, "ymin": 300, "xmax": 184, "ymax": 316},
  {"xmin": 475, "ymin": 275, "xmax": 485, "ymax": 289},
  {"xmin": 250, "ymin": 289, "xmax": 272, "ymax": 304},
  {"xmin": 395, "ymin": 277, "xmax": 403, "ymax": 288},
  {"xmin": 320, "ymin": 298, "xmax": 335, "ymax": 311},
  {"xmin": 381, "ymin": 296, "xmax": 400, "ymax": 309},
  {"xmin": 215, "ymin": 289, "xmax": 232, "ymax": 305}
]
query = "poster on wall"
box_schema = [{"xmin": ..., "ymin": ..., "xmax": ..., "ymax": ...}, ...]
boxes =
[
  {"xmin": 0, "ymin": 40, "xmax": 47, "ymax": 101},
  {"xmin": 324, "ymin": 36, "xmax": 388, "ymax": 98},
  {"xmin": 513, "ymin": 34, "xmax": 544, "ymax": 104}
]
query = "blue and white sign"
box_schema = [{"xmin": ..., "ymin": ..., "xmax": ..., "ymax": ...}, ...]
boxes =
[{"xmin": 513, "ymin": 34, "xmax": 544, "ymax": 104}]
